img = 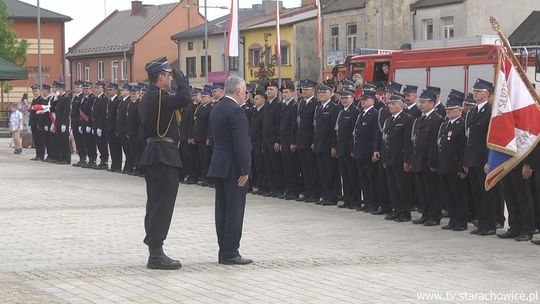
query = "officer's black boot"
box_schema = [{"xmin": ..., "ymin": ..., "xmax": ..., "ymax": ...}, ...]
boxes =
[
  {"xmin": 97, "ymin": 160, "xmax": 108, "ymax": 170},
  {"xmin": 147, "ymin": 246, "xmax": 182, "ymax": 270}
]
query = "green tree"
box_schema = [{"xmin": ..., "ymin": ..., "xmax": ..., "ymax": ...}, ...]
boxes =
[
  {"xmin": 257, "ymin": 34, "xmax": 276, "ymax": 84},
  {"xmin": 0, "ymin": 0, "xmax": 28, "ymax": 65}
]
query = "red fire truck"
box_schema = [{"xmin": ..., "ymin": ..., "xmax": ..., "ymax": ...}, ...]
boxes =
[{"xmin": 339, "ymin": 44, "xmax": 538, "ymax": 99}]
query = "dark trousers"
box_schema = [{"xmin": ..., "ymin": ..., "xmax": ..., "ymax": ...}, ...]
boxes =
[
  {"xmin": 214, "ymin": 177, "xmax": 247, "ymax": 260},
  {"xmin": 338, "ymin": 154, "xmax": 358, "ymax": 205},
  {"xmin": 377, "ymin": 162, "xmax": 391, "ymax": 211},
  {"xmin": 281, "ymin": 143, "xmax": 300, "ymax": 196},
  {"xmin": 316, "ymin": 151, "xmax": 339, "ymax": 202},
  {"xmin": 262, "ymin": 144, "xmax": 284, "ymax": 193},
  {"xmin": 414, "ymin": 171, "xmax": 442, "ymax": 221},
  {"xmin": 252, "ymin": 144, "xmax": 266, "ymax": 191},
  {"xmin": 84, "ymin": 132, "xmax": 97, "ymax": 161},
  {"xmin": 128, "ymin": 137, "xmax": 143, "ymax": 172},
  {"xmin": 120, "ymin": 135, "xmax": 132, "ymax": 171},
  {"xmin": 179, "ymin": 141, "xmax": 200, "ymax": 180},
  {"xmin": 468, "ymin": 167, "xmax": 498, "ymax": 231},
  {"xmin": 357, "ymin": 159, "xmax": 377, "ymax": 207},
  {"xmin": 73, "ymin": 126, "xmax": 86, "ymax": 160},
  {"xmin": 44, "ymin": 131, "xmax": 59, "ymax": 160},
  {"xmin": 107, "ymin": 132, "xmax": 123, "ymax": 170},
  {"xmin": 440, "ymin": 173, "xmax": 467, "ymax": 227},
  {"xmin": 143, "ymin": 163, "xmax": 180, "ymax": 248},
  {"xmin": 298, "ymin": 148, "xmax": 320, "ymax": 199},
  {"xmin": 58, "ymin": 130, "xmax": 71, "ymax": 163},
  {"xmin": 197, "ymin": 142, "xmax": 212, "ymax": 180},
  {"xmin": 501, "ymin": 166, "xmax": 535, "ymax": 235},
  {"xmin": 385, "ymin": 165, "xmax": 411, "ymax": 217},
  {"xmin": 533, "ymin": 173, "xmax": 540, "ymax": 229},
  {"xmin": 31, "ymin": 126, "xmax": 45, "ymax": 159},
  {"xmin": 95, "ymin": 132, "xmax": 109, "ymax": 162}
]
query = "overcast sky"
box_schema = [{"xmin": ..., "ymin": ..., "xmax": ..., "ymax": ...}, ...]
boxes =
[{"xmin": 18, "ymin": 0, "xmax": 301, "ymax": 50}]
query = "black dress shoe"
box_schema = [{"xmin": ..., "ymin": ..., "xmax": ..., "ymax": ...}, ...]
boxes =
[
  {"xmin": 295, "ymin": 196, "xmax": 306, "ymax": 202},
  {"xmin": 470, "ymin": 228, "xmax": 481, "ymax": 234},
  {"xmin": 514, "ymin": 234, "xmax": 532, "ymax": 241},
  {"xmin": 531, "ymin": 239, "xmax": 540, "ymax": 245},
  {"xmin": 305, "ymin": 197, "xmax": 318, "ymax": 203},
  {"xmin": 285, "ymin": 194, "xmax": 299, "ymax": 200},
  {"xmin": 147, "ymin": 247, "xmax": 182, "ymax": 270},
  {"xmin": 497, "ymin": 230, "xmax": 519, "ymax": 239},
  {"xmin": 412, "ymin": 217, "xmax": 427, "ymax": 225},
  {"xmin": 315, "ymin": 199, "xmax": 323, "ymax": 205},
  {"xmin": 384, "ymin": 213, "xmax": 398, "ymax": 220},
  {"xmin": 395, "ymin": 217, "xmax": 411, "ymax": 222},
  {"xmin": 346, "ymin": 204, "xmax": 357, "ymax": 210},
  {"xmin": 371, "ymin": 209, "xmax": 384, "ymax": 215},
  {"xmin": 452, "ymin": 226, "xmax": 467, "ymax": 231},
  {"xmin": 31, "ymin": 157, "xmax": 41, "ymax": 161},
  {"xmin": 441, "ymin": 224, "xmax": 454, "ymax": 230},
  {"xmin": 423, "ymin": 220, "xmax": 440, "ymax": 227},
  {"xmin": 262, "ymin": 192, "xmax": 273, "ymax": 197},
  {"xmin": 478, "ymin": 229, "xmax": 496, "ymax": 236},
  {"xmin": 321, "ymin": 200, "xmax": 337, "ymax": 206},
  {"xmin": 219, "ymin": 256, "xmax": 253, "ymax": 265}
]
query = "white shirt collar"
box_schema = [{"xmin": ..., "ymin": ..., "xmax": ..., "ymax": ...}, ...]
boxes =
[
  {"xmin": 321, "ymin": 100, "xmax": 331, "ymax": 108},
  {"xmin": 363, "ymin": 105, "xmax": 374, "ymax": 113},
  {"xmin": 305, "ymin": 96, "xmax": 314, "ymax": 103},
  {"xmin": 227, "ymin": 95, "xmax": 240, "ymax": 105},
  {"xmin": 123, "ymin": 96, "xmax": 129, "ymax": 101},
  {"xmin": 407, "ymin": 103, "xmax": 416, "ymax": 110},
  {"xmin": 392, "ymin": 110, "xmax": 403, "ymax": 119},
  {"xmin": 97, "ymin": 92, "xmax": 104, "ymax": 98},
  {"xmin": 423, "ymin": 107, "xmax": 435, "ymax": 117},
  {"xmin": 343, "ymin": 104, "xmax": 351, "ymax": 111},
  {"xmin": 449, "ymin": 116, "xmax": 461, "ymax": 124},
  {"xmin": 110, "ymin": 94, "xmax": 117, "ymax": 101},
  {"xmin": 477, "ymin": 100, "xmax": 488, "ymax": 111}
]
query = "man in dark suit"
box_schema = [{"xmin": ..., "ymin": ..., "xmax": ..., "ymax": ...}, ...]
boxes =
[
  {"xmin": 106, "ymin": 83, "xmax": 123, "ymax": 172},
  {"xmin": 116, "ymin": 83, "xmax": 131, "ymax": 173},
  {"xmin": 403, "ymin": 85, "xmax": 421, "ymax": 119},
  {"xmin": 410, "ymin": 89, "xmax": 444, "ymax": 226},
  {"xmin": 296, "ymin": 80, "xmax": 320, "ymax": 203},
  {"xmin": 80, "ymin": 82, "xmax": 97, "ymax": 168},
  {"xmin": 138, "ymin": 57, "xmax": 191, "ymax": 270},
  {"xmin": 54, "ymin": 82, "xmax": 72, "ymax": 165},
  {"xmin": 250, "ymin": 87, "xmax": 268, "ymax": 195},
  {"xmin": 463, "ymin": 79, "xmax": 501, "ymax": 236},
  {"xmin": 279, "ymin": 81, "xmax": 300, "ymax": 200},
  {"xmin": 352, "ymin": 90, "xmax": 379, "ymax": 212},
  {"xmin": 436, "ymin": 92, "xmax": 468, "ymax": 231},
  {"xmin": 382, "ymin": 93, "xmax": 413, "ymax": 222},
  {"xmin": 91, "ymin": 81, "xmax": 110, "ymax": 170},
  {"xmin": 71, "ymin": 81, "xmax": 87, "ymax": 167},
  {"xmin": 262, "ymin": 81, "xmax": 284, "ymax": 197},
  {"xmin": 126, "ymin": 86, "xmax": 142, "ymax": 175},
  {"xmin": 336, "ymin": 90, "xmax": 359, "ymax": 208},
  {"xmin": 208, "ymin": 75, "xmax": 253, "ymax": 265}
]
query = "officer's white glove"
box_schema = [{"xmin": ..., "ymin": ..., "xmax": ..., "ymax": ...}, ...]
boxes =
[
  {"xmin": 78, "ymin": 126, "xmax": 83, "ymax": 134},
  {"xmin": 97, "ymin": 128, "xmax": 102, "ymax": 137},
  {"xmin": 86, "ymin": 126, "xmax": 91, "ymax": 133},
  {"xmin": 61, "ymin": 125, "xmax": 66, "ymax": 133},
  {"xmin": 44, "ymin": 125, "xmax": 49, "ymax": 132}
]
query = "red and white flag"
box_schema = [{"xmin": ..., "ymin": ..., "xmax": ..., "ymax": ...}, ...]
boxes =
[
  {"xmin": 227, "ymin": 0, "xmax": 239, "ymax": 57},
  {"xmin": 316, "ymin": 0, "xmax": 322, "ymax": 57},
  {"xmin": 485, "ymin": 50, "xmax": 540, "ymax": 190},
  {"xmin": 275, "ymin": 0, "xmax": 281, "ymax": 58}
]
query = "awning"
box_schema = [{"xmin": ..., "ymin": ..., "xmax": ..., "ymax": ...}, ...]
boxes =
[{"xmin": 0, "ymin": 57, "xmax": 28, "ymax": 80}]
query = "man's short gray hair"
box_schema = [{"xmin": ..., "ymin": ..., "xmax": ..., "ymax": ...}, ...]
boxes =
[{"xmin": 224, "ymin": 75, "xmax": 246, "ymax": 95}]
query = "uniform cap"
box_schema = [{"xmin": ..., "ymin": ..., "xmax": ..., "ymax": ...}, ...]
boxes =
[{"xmin": 145, "ymin": 56, "xmax": 172, "ymax": 75}]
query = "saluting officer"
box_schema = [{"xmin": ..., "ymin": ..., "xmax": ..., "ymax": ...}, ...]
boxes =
[
  {"xmin": 138, "ymin": 57, "xmax": 191, "ymax": 270},
  {"xmin": 117, "ymin": 83, "xmax": 131, "ymax": 173},
  {"xmin": 335, "ymin": 90, "xmax": 359, "ymax": 208},
  {"xmin": 382, "ymin": 93, "xmax": 413, "ymax": 222},
  {"xmin": 262, "ymin": 80, "xmax": 284, "ymax": 197},
  {"xmin": 30, "ymin": 85, "xmax": 45, "ymax": 161},
  {"xmin": 91, "ymin": 81, "xmax": 109, "ymax": 170},
  {"xmin": 436, "ymin": 91, "xmax": 468, "ymax": 231},
  {"xmin": 54, "ymin": 82, "xmax": 72, "ymax": 164},
  {"xmin": 352, "ymin": 90, "xmax": 379, "ymax": 212},
  {"xmin": 106, "ymin": 83, "xmax": 123, "ymax": 172},
  {"xmin": 403, "ymin": 85, "xmax": 421, "ymax": 119},
  {"xmin": 410, "ymin": 89, "xmax": 444, "ymax": 226}
]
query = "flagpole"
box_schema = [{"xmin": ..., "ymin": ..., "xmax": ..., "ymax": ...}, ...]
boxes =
[
  {"xmin": 276, "ymin": 0, "xmax": 281, "ymax": 89},
  {"xmin": 490, "ymin": 16, "xmax": 540, "ymax": 104}
]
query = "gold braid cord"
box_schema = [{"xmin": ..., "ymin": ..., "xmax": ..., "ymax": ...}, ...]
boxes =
[{"xmin": 156, "ymin": 90, "xmax": 175, "ymax": 138}]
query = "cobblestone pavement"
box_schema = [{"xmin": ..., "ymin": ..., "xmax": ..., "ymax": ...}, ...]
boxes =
[{"xmin": 1, "ymin": 141, "xmax": 539, "ymax": 303}]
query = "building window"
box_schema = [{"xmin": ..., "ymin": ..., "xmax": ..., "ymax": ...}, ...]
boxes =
[
  {"xmin": 84, "ymin": 62, "xmax": 90, "ymax": 81},
  {"xmin": 346, "ymin": 23, "xmax": 357, "ymax": 55},
  {"xmin": 97, "ymin": 61, "xmax": 104, "ymax": 81},
  {"xmin": 441, "ymin": 17, "xmax": 455, "ymax": 39},
  {"xmin": 111, "ymin": 61, "xmax": 119, "ymax": 83},
  {"xmin": 121, "ymin": 60, "xmax": 127, "ymax": 80},
  {"xmin": 76, "ymin": 62, "xmax": 82, "ymax": 80},
  {"xmin": 229, "ymin": 56, "xmax": 239, "ymax": 71},
  {"xmin": 280, "ymin": 45, "xmax": 290, "ymax": 65},
  {"xmin": 186, "ymin": 57, "xmax": 196, "ymax": 77},
  {"xmin": 423, "ymin": 19, "xmax": 433, "ymax": 40},
  {"xmin": 250, "ymin": 48, "xmax": 262, "ymax": 67},
  {"xmin": 188, "ymin": 41, "xmax": 194, "ymax": 50},
  {"xmin": 330, "ymin": 25, "xmax": 339, "ymax": 51},
  {"xmin": 201, "ymin": 55, "xmax": 211, "ymax": 77}
]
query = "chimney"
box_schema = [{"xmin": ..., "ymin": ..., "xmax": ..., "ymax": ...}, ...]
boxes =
[
  {"xmin": 261, "ymin": 0, "xmax": 282, "ymax": 14},
  {"xmin": 301, "ymin": 0, "xmax": 316, "ymax": 6},
  {"xmin": 131, "ymin": 1, "xmax": 143, "ymax": 15}
]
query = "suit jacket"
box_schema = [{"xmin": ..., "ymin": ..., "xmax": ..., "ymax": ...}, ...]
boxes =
[
  {"xmin": 352, "ymin": 107, "xmax": 379, "ymax": 160},
  {"xmin": 208, "ymin": 96, "xmax": 252, "ymax": 178},
  {"xmin": 410, "ymin": 111, "xmax": 444, "ymax": 172},
  {"xmin": 381, "ymin": 111, "xmax": 413, "ymax": 167},
  {"xmin": 106, "ymin": 95, "xmax": 121, "ymax": 133},
  {"xmin": 437, "ymin": 117, "xmax": 466, "ymax": 174},
  {"xmin": 463, "ymin": 103, "xmax": 490, "ymax": 167},
  {"xmin": 250, "ymin": 104, "xmax": 265, "ymax": 148},
  {"xmin": 279, "ymin": 99, "xmax": 298, "ymax": 145},
  {"xmin": 404, "ymin": 104, "xmax": 421, "ymax": 119},
  {"xmin": 192, "ymin": 102, "xmax": 213, "ymax": 142},
  {"xmin": 116, "ymin": 96, "xmax": 130, "ymax": 135},
  {"xmin": 313, "ymin": 101, "xmax": 339, "ymax": 153},
  {"xmin": 296, "ymin": 97, "xmax": 318, "ymax": 149},
  {"xmin": 126, "ymin": 99, "xmax": 140, "ymax": 138},
  {"xmin": 336, "ymin": 105, "xmax": 359, "ymax": 157},
  {"xmin": 91, "ymin": 93, "xmax": 108, "ymax": 131},
  {"xmin": 241, "ymin": 102, "xmax": 253, "ymax": 124},
  {"xmin": 435, "ymin": 102, "xmax": 446, "ymax": 117},
  {"xmin": 55, "ymin": 92, "xmax": 71, "ymax": 129},
  {"xmin": 262, "ymin": 97, "xmax": 282, "ymax": 146}
]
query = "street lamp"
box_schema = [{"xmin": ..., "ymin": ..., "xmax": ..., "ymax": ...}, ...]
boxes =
[{"xmin": 184, "ymin": 1, "xmax": 228, "ymax": 83}]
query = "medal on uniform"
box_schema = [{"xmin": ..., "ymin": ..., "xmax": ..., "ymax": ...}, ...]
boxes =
[{"xmin": 447, "ymin": 130, "xmax": 452, "ymax": 141}]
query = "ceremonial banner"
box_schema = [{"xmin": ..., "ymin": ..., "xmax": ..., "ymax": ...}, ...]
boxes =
[{"xmin": 227, "ymin": 0, "xmax": 239, "ymax": 57}]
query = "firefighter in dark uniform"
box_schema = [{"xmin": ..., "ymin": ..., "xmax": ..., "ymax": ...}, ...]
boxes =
[
  {"xmin": 410, "ymin": 89, "xmax": 444, "ymax": 226},
  {"xmin": 352, "ymin": 90, "xmax": 379, "ymax": 212},
  {"xmin": 106, "ymin": 83, "xmax": 123, "ymax": 172},
  {"xmin": 71, "ymin": 81, "xmax": 87, "ymax": 167},
  {"xmin": 80, "ymin": 82, "xmax": 97, "ymax": 168},
  {"xmin": 363, "ymin": 82, "xmax": 384, "ymax": 110},
  {"xmin": 464, "ymin": 79, "xmax": 501, "ymax": 235},
  {"xmin": 41, "ymin": 84, "xmax": 57, "ymax": 162},
  {"xmin": 179, "ymin": 88, "xmax": 200, "ymax": 183},
  {"xmin": 403, "ymin": 85, "xmax": 421, "ymax": 119},
  {"xmin": 91, "ymin": 81, "xmax": 109, "ymax": 170},
  {"xmin": 126, "ymin": 85, "xmax": 142, "ymax": 175},
  {"xmin": 29, "ymin": 85, "xmax": 45, "ymax": 161},
  {"xmin": 138, "ymin": 57, "xmax": 190, "ymax": 270},
  {"xmin": 527, "ymin": 145, "xmax": 540, "ymax": 244},
  {"xmin": 212, "ymin": 83, "xmax": 225, "ymax": 103},
  {"xmin": 192, "ymin": 88, "xmax": 213, "ymax": 186},
  {"xmin": 426, "ymin": 86, "xmax": 446, "ymax": 117},
  {"xmin": 296, "ymin": 79, "xmax": 320, "ymax": 203},
  {"xmin": 436, "ymin": 91, "xmax": 468, "ymax": 231},
  {"xmin": 335, "ymin": 90, "xmax": 359, "ymax": 208},
  {"xmin": 262, "ymin": 80, "xmax": 284, "ymax": 197},
  {"xmin": 462, "ymin": 92, "xmax": 477, "ymax": 223},
  {"xmin": 313, "ymin": 84, "xmax": 340, "ymax": 205},
  {"xmin": 54, "ymin": 82, "xmax": 72, "ymax": 164},
  {"xmin": 250, "ymin": 86, "xmax": 268, "ymax": 195},
  {"xmin": 340, "ymin": 79, "xmax": 358, "ymax": 107},
  {"xmin": 279, "ymin": 80, "xmax": 300, "ymax": 200},
  {"xmin": 382, "ymin": 93, "xmax": 413, "ymax": 222},
  {"xmin": 117, "ymin": 83, "xmax": 131, "ymax": 173}
]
